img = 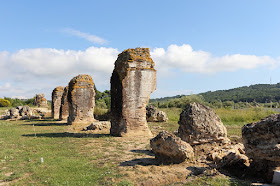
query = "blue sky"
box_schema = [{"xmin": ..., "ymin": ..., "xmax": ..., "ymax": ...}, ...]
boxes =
[{"xmin": 0, "ymin": 0, "xmax": 279, "ymax": 99}]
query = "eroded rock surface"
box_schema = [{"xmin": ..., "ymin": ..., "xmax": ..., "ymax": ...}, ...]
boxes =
[
  {"xmin": 51, "ymin": 86, "xmax": 64, "ymax": 119},
  {"xmin": 110, "ymin": 48, "xmax": 156, "ymax": 137},
  {"xmin": 33, "ymin": 94, "xmax": 48, "ymax": 108},
  {"xmin": 150, "ymin": 131, "xmax": 194, "ymax": 164},
  {"xmin": 1, "ymin": 106, "xmax": 35, "ymax": 120},
  {"xmin": 19, "ymin": 105, "xmax": 32, "ymax": 116},
  {"xmin": 242, "ymin": 114, "xmax": 280, "ymax": 181},
  {"xmin": 34, "ymin": 94, "xmax": 48, "ymax": 107},
  {"xmin": 67, "ymin": 74, "xmax": 95, "ymax": 125},
  {"xmin": 59, "ymin": 86, "xmax": 69, "ymax": 121},
  {"xmin": 146, "ymin": 105, "xmax": 168, "ymax": 122},
  {"xmin": 242, "ymin": 114, "xmax": 280, "ymax": 162},
  {"xmin": 178, "ymin": 102, "xmax": 229, "ymax": 145},
  {"xmin": 84, "ymin": 121, "xmax": 110, "ymax": 131}
]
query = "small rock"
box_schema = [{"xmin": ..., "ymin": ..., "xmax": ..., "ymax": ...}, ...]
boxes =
[
  {"xmin": 146, "ymin": 105, "xmax": 168, "ymax": 122},
  {"xmin": 157, "ymin": 111, "xmax": 168, "ymax": 122},
  {"xmin": 84, "ymin": 122, "xmax": 110, "ymax": 130}
]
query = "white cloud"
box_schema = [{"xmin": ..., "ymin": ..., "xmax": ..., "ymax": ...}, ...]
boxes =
[
  {"xmin": 0, "ymin": 47, "xmax": 119, "ymax": 99},
  {"xmin": 0, "ymin": 44, "xmax": 278, "ymax": 99},
  {"xmin": 151, "ymin": 44, "xmax": 278, "ymax": 74},
  {"xmin": 62, "ymin": 28, "xmax": 107, "ymax": 45}
]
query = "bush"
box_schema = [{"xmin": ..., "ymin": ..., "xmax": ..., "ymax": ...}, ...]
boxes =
[
  {"xmin": 94, "ymin": 106, "xmax": 110, "ymax": 121},
  {"xmin": 0, "ymin": 98, "xmax": 11, "ymax": 107}
]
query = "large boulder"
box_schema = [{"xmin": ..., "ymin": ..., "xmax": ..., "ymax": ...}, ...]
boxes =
[
  {"xmin": 19, "ymin": 105, "xmax": 32, "ymax": 116},
  {"xmin": 150, "ymin": 131, "xmax": 194, "ymax": 164},
  {"xmin": 146, "ymin": 105, "xmax": 168, "ymax": 122},
  {"xmin": 178, "ymin": 102, "xmax": 229, "ymax": 145},
  {"xmin": 242, "ymin": 114, "xmax": 280, "ymax": 162},
  {"xmin": 9, "ymin": 108, "xmax": 19, "ymax": 119},
  {"xmin": 110, "ymin": 48, "xmax": 157, "ymax": 137},
  {"xmin": 242, "ymin": 114, "xmax": 280, "ymax": 182}
]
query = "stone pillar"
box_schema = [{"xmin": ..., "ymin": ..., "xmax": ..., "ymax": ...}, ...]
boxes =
[
  {"xmin": 34, "ymin": 94, "xmax": 48, "ymax": 108},
  {"xmin": 59, "ymin": 86, "xmax": 69, "ymax": 121},
  {"xmin": 67, "ymin": 74, "xmax": 95, "ymax": 125},
  {"xmin": 110, "ymin": 48, "xmax": 157, "ymax": 137},
  {"xmin": 51, "ymin": 86, "xmax": 64, "ymax": 119}
]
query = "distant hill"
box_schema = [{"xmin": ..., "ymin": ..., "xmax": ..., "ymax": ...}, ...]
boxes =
[
  {"xmin": 150, "ymin": 95, "xmax": 184, "ymax": 103},
  {"xmin": 200, "ymin": 83, "xmax": 280, "ymax": 103},
  {"xmin": 151, "ymin": 83, "xmax": 280, "ymax": 103}
]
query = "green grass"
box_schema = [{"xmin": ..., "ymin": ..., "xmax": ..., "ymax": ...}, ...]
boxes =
[
  {"xmin": 216, "ymin": 107, "xmax": 276, "ymax": 124},
  {"xmin": 0, "ymin": 120, "xmax": 122, "ymax": 185},
  {"xmin": 0, "ymin": 106, "xmax": 275, "ymax": 185}
]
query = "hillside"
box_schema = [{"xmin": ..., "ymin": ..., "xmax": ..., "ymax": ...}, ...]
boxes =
[
  {"xmin": 151, "ymin": 83, "xmax": 280, "ymax": 103},
  {"xmin": 200, "ymin": 83, "xmax": 280, "ymax": 103}
]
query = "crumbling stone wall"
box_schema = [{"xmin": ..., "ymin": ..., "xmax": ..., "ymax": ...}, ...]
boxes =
[
  {"xmin": 59, "ymin": 86, "xmax": 69, "ymax": 121},
  {"xmin": 51, "ymin": 86, "xmax": 64, "ymax": 119},
  {"xmin": 110, "ymin": 48, "xmax": 157, "ymax": 137},
  {"xmin": 67, "ymin": 74, "xmax": 95, "ymax": 125},
  {"xmin": 33, "ymin": 94, "xmax": 48, "ymax": 108}
]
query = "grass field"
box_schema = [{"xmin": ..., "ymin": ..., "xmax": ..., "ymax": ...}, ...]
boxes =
[{"xmin": 0, "ymin": 107, "xmax": 275, "ymax": 185}]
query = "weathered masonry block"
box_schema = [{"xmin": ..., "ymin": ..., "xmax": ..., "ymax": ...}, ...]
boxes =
[
  {"xmin": 67, "ymin": 74, "xmax": 96, "ymax": 125},
  {"xmin": 51, "ymin": 86, "xmax": 64, "ymax": 119},
  {"xmin": 59, "ymin": 86, "xmax": 69, "ymax": 121},
  {"xmin": 34, "ymin": 94, "xmax": 48, "ymax": 108},
  {"xmin": 110, "ymin": 48, "xmax": 157, "ymax": 137}
]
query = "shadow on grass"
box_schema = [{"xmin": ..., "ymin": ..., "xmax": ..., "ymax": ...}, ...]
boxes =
[
  {"xmin": 23, "ymin": 118, "xmax": 59, "ymax": 122},
  {"xmin": 120, "ymin": 158, "xmax": 158, "ymax": 166},
  {"xmin": 23, "ymin": 122, "xmax": 69, "ymax": 126},
  {"xmin": 120, "ymin": 149, "xmax": 157, "ymax": 166},
  {"xmin": 130, "ymin": 149, "xmax": 154, "ymax": 156},
  {"xmin": 22, "ymin": 132, "xmax": 111, "ymax": 138}
]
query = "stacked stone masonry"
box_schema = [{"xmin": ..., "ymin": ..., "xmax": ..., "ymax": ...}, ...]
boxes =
[
  {"xmin": 67, "ymin": 74, "xmax": 96, "ymax": 125},
  {"xmin": 33, "ymin": 94, "xmax": 48, "ymax": 108},
  {"xmin": 51, "ymin": 86, "xmax": 64, "ymax": 119},
  {"xmin": 59, "ymin": 86, "xmax": 69, "ymax": 120},
  {"xmin": 110, "ymin": 48, "xmax": 157, "ymax": 136}
]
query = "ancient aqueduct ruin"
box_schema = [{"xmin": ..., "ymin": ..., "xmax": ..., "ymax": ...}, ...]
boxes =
[{"xmin": 2, "ymin": 47, "xmax": 280, "ymax": 184}]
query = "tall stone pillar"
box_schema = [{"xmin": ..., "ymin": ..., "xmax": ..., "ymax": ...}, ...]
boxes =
[
  {"xmin": 110, "ymin": 48, "xmax": 157, "ymax": 137},
  {"xmin": 67, "ymin": 74, "xmax": 95, "ymax": 125},
  {"xmin": 51, "ymin": 86, "xmax": 64, "ymax": 119},
  {"xmin": 59, "ymin": 86, "xmax": 69, "ymax": 121}
]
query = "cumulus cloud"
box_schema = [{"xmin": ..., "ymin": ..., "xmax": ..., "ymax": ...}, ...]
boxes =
[
  {"xmin": 62, "ymin": 28, "xmax": 107, "ymax": 45},
  {"xmin": 151, "ymin": 44, "xmax": 278, "ymax": 74},
  {"xmin": 0, "ymin": 44, "xmax": 278, "ymax": 99},
  {"xmin": 0, "ymin": 47, "xmax": 119, "ymax": 99}
]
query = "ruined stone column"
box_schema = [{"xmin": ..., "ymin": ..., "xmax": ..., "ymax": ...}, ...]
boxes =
[
  {"xmin": 34, "ymin": 94, "xmax": 48, "ymax": 108},
  {"xmin": 59, "ymin": 86, "xmax": 69, "ymax": 121},
  {"xmin": 110, "ymin": 48, "xmax": 157, "ymax": 137},
  {"xmin": 67, "ymin": 74, "xmax": 95, "ymax": 125},
  {"xmin": 51, "ymin": 86, "xmax": 64, "ymax": 119}
]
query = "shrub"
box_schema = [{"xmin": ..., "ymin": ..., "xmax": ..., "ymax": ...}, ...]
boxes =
[{"xmin": 0, "ymin": 98, "xmax": 11, "ymax": 107}]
